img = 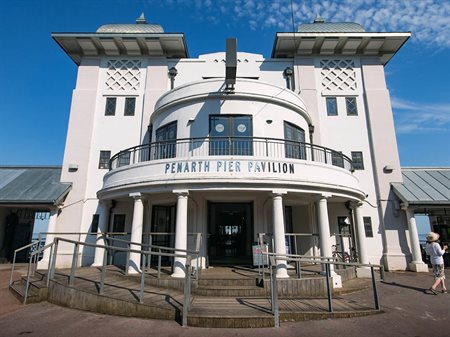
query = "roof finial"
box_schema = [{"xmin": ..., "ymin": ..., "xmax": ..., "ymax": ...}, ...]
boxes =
[
  {"xmin": 136, "ymin": 12, "xmax": 147, "ymax": 24},
  {"xmin": 313, "ymin": 13, "xmax": 325, "ymax": 23}
]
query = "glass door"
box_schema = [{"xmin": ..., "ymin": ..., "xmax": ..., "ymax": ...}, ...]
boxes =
[
  {"xmin": 208, "ymin": 202, "xmax": 253, "ymax": 265},
  {"xmin": 209, "ymin": 115, "xmax": 253, "ymax": 156},
  {"xmin": 151, "ymin": 205, "xmax": 175, "ymax": 265}
]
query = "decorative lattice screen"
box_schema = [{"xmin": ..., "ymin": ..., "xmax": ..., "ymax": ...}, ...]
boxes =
[
  {"xmin": 320, "ymin": 60, "xmax": 356, "ymax": 92},
  {"xmin": 105, "ymin": 60, "xmax": 141, "ymax": 91}
]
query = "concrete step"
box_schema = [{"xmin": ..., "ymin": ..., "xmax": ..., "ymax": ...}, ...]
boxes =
[
  {"xmin": 198, "ymin": 277, "xmax": 259, "ymax": 287},
  {"xmin": 9, "ymin": 278, "xmax": 47, "ymax": 304},
  {"xmin": 194, "ymin": 285, "xmax": 266, "ymax": 297},
  {"xmin": 187, "ymin": 314, "xmax": 275, "ymax": 328}
]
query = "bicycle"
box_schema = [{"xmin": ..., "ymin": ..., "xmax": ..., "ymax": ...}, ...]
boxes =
[{"xmin": 332, "ymin": 244, "xmax": 350, "ymax": 263}]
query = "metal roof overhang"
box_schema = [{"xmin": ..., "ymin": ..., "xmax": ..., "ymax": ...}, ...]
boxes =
[
  {"xmin": 391, "ymin": 168, "xmax": 450, "ymax": 209},
  {"xmin": 52, "ymin": 32, "xmax": 189, "ymax": 65},
  {"xmin": 271, "ymin": 32, "xmax": 411, "ymax": 65}
]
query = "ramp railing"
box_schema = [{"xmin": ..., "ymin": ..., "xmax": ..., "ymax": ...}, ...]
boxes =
[{"xmin": 264, "ymin": 252, "xmax": 384, "ymax": 328}]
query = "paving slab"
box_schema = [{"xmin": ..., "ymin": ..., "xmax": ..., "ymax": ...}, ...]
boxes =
[{"xmin": 0, "ymin": 266, "xmax": 448, "ymax": 337}]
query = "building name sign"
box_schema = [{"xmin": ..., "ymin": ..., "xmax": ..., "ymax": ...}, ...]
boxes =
[{"xmin": 164, "ymin": 160, "xmax": 295, "ymax": 175}]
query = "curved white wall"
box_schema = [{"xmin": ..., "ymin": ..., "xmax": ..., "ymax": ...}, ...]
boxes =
[{"xmin": 151, "ymin": 78, "xmax": 312, "ymax": 141}]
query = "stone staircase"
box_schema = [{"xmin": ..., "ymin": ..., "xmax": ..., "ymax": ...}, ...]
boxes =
[
  {"xmin": 195, "ymin": 272, "xmax": 266, "ymax": 297},
  {"xmin": 9, "ymin": 271, "xmax": 48, "ymax": 304},
  {"xmin": 8, "ymin": 266, "xmax": 378, "ymax": 328}
]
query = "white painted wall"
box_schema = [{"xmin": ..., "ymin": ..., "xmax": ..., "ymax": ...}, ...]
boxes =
[{"xmin": 55, "ymin": 48, "xmax": 407, "ymax": 269}]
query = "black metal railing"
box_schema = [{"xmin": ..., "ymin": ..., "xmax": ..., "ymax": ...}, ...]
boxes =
[{"xmin": 109, "ymin": 137, "xmax": 353, "ymax": 171}]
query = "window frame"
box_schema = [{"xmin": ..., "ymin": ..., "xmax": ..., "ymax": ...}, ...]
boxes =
[
  {"xmin": 284, "ymin": 121, "xmax": 306, "ymax": 159},
  {"xmin": 155, "ymin": 121, "xmax": 178, "ymax": 159},
  {"xmin": 326, "ymin": 97, "xmax": 338, "ymax": 116},
  {"xmin": 117, "ymin": 151, "xmax": 131, "ymax": 167},
  {"xmin": 90, "ymin": 214, "xmax": 99, "ymax": 233},
  {"xmin": 209, "ymin": 114, "xmax": 253, "ymax": 156},
  {"xmin": 331, "ymin": 151, "xmax": 344, "ymax": 168},
  {"xmin": 105, "ymin": 97, "xmax": 117, "ymax": 116},
  {"xmin": 351, "ymin": 151, "xmax": 364, "ymax": 170},
  {"xmin": 346, "ymin": 97, "xmax": 358, "ymax": 116},
  {"xmin": 124, "ymin": 97, "xmax": 136, "ymax": 116},
  {"xmin": 98, "ymin": 150, "xmax": 111, "ymax": 169},
  {"xmin": 363, "ymin": 216, "xmax": 373, "ymax": 238}
]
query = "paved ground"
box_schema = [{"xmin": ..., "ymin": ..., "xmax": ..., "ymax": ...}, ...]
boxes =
[{"xmin": 0, "ymin": 265, "xmax": 448, "ymax": 337}]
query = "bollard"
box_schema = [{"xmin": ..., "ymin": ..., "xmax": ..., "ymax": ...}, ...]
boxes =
[
  {"xmin": 371, "ymin": 266, "xmax": 380, "ymax": 310},
  {"xmin": 325, "ymin": 262, "xmax": 333, "ymax": 312}
]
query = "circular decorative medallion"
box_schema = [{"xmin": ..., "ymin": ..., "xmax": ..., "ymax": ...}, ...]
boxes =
[
  {"xmin": 215, "ymin": 124, "xmax": 225, "ymax": 133},
  {"xmin": 237, "ymin": 124, "xmax": 247, "ymax": 133}
]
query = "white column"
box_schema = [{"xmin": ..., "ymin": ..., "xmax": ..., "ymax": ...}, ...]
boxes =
[
  {"xmin": 128, "ymin": 193, "xmax": 144, "ymax": 274},
  {"xmin": 353, "ymin": 202, "xmax": 369, "ymax": 265},
  {"xmin": 92, "ymin": 201, "xmax": 111, "ymax": 267},
  {"xmin": 272, "ymin": 191, "xmax": 289, "ymax": 278},
  {"xmin": 317, "ymin": 195, "xmax": 342, "ymax": 287},
  {"xmin": 317, "ymin": 196, "xmax": 332, "ymax": 262},
  {"xmin": 172, "ymin": 190, "xmax": 189, "ymax": 278},
  {"xmin": 39, "ymin": 207, "xmax": 59, "ymax": 266},
  {"xmin": 403, "ymin": 207, "xmax": 428, "ymax": 272}
]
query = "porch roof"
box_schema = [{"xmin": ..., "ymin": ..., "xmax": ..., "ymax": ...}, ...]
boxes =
[
  {"xmin": 391, "ymin": 167, "xmax": 450, "ymax": 207},
  {"xmin": 0, "ymin": 166, "xmax": 71, "ymax": 205}
]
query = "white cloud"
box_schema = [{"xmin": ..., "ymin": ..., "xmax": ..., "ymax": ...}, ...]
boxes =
[
  {"xmin": 391, "ymin": 97, "xmax": 450, "ymax": 134},
  {"xmin": 163, "ymin": 0, "xmax": 450, "ymax": 48}
]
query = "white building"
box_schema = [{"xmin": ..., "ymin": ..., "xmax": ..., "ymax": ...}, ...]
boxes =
[{"xmin": 46, "ymin": 14, "xmax": 429, "ymax": 278}]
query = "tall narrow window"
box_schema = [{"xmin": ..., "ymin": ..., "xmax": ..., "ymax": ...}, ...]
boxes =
[
  {"xmin": 105, "ymin": 97, "xmax": 116, "ymax": 116},
  {"xmin": 90, "ymin": 214, "xmax": 99, "ymax": 233},
  {"xmin": 363, "ymin": 217, "xmax": 373, "ymax": 237},
  {"xmin": 209, "ymin": 115, "xmax": 253, "ymax": 156},
  {"xmin": 98, "ymin": 150, "xmax": 111, "ymax": 169},
  {"xmin": 155, "ymin": 121, "xmax": 177, "ymax": 159},
  {"xmin": 124, "ymin": 97, "xmax": 136, "ymax": 116},
  {"xmin": 326, "ymin": 97, "xmax": 338, "ymax": 116},
  {"xmin": 351, "ymin": 151, "xmax": 364, "ymax": 170},
  {"xmin": 284, "ymin": 121, "xmax": 305, "ymax": 159},
  {"xmin": 346, "ymin": 97, "xmax": 358, "ymax": 116}
]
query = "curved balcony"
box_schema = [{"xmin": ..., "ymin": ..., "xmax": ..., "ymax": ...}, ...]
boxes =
[{"xmin": 109, "ymin": 137, "xmax": 353, "ymax": 171}]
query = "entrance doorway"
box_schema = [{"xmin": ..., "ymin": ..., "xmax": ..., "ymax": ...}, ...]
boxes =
[
  {"xmin": 207, "ymin": 202, "xmax": 253, "ymax": 265},
  {"xmin": 151, "ymin": 205, "xmax": 175, "ymax": 265}
]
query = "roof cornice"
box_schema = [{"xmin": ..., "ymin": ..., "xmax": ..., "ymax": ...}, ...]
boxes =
[
  {"xmin": 52, "ymin": 32, "xmax": 189, "ymax": 65},
  {"xmin": 271, "ymin": 31, "xmax": 411, "ymax": 65}
]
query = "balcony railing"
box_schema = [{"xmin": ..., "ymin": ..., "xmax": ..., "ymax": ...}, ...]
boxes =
[{"xmin": 109, "ymin": 137, "xmax": 353, "ymax": 172}]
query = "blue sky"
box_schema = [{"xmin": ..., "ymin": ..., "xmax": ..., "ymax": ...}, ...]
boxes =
[{"xmin": 0, "ymin": 0, "xmax": 449, "ymax": 167}]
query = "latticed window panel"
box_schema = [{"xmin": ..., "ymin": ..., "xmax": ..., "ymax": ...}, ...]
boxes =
[
  {"xmin": 105, "ymin": 97, "xmax": 116, "ymax": 116},
  {"xmin": 124, "ymin": 97, "xmax": 136, "ymax": 116},
  {"xmin": 320, "ymin": 60, "xmax": 357, "ymax": 92},
  {"xmin": 351, "ymin": 151, "xmax": 364, "ymax": 170},
  {"xmin": 105, "ymin": 60, "xmax": 141, "ymax": 91},
  {"xmin": 346, "ymin": 97, "xmax": 358, "ymax": 116}
]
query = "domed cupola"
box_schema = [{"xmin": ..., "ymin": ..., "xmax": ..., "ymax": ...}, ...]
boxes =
[{"xmin": 96, "ymin": 13, "xmax": 164, "ymax": 33}]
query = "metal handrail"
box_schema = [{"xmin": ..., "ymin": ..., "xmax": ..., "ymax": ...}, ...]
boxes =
[
  {"xmin": 103, "ymin": 234, "xmax": 203, "ymax": 279},
  {"xmin": 264, "ymin": 252, "xmax": 383, "ymax": 327},
  {"xmin": 47, "ymin": 237, "xmax": 195, "ymax": 325},
  {"xmin": 109, "ymin": 136, "xmax": 354, "ymax": 171},
  {"xmin": 9, "ymin": 240, "xmax": 41, "ymax": 287},
  {"xmin": 9, "ymin": 238, "xmax": 55, "ymax": 304},
  {"xmin": 257, "ymin": 232, "xmax": 321, "ymax": 277}
]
